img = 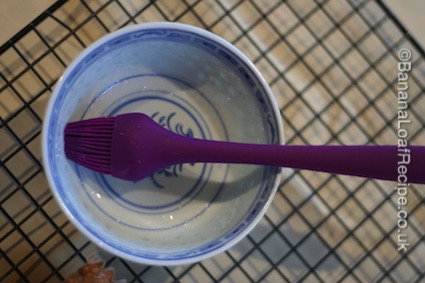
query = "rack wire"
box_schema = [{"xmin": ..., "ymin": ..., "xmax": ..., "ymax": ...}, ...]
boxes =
[{"xmin": 1, "ymin": 0, "xmax": 424, "ymax": 282}]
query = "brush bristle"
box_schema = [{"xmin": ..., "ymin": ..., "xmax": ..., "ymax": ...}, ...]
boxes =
[{"xmin": 64, "ymin": 117, "xmax": 115, "ymax": 174}]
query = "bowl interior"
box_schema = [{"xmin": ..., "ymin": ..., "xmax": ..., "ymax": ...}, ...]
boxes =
[{"xmin": 44, "ymin": 23, "xmax": 282, "ymax": 264}]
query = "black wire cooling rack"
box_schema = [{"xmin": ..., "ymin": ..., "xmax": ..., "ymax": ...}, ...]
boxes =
[{"xmin": 1, "ymin": 0, "xmax": 424, "ymax": 282}]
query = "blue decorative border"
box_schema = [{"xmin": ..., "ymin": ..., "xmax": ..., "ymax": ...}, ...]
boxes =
[{"xmin": 48, "ymin": 27, "xmax": 280, "ymax": 261}]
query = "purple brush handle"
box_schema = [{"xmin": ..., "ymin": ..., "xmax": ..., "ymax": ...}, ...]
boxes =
[
  {"xmin": 112, "ymin": 113, "xmax": 424, "ymax": 183},
  {"xmin": 156, "ymin": 135, "xmax": 425, "ymax": 184}
]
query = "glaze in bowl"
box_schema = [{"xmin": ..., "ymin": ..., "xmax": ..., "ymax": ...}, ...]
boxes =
[{"xmin": 43, "ymin": 22, "xmax": 284, "ymax": 265}]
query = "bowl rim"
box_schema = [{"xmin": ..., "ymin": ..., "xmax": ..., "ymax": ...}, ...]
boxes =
[{"xmin": 42, "ymin": 21, "xmax": 284, "ymax": 265}]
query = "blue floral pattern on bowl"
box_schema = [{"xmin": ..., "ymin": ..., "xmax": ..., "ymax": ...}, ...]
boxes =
[
  {"xmin": 150, "ymin": 111, "xmax": 196, "ymax": 188},
  {"xmin": 43, "ymin": 23, "xmax": 283, "ymax": 265}
]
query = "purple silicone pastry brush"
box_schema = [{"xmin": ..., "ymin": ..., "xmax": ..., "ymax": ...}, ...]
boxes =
[{"xmin": 64, "ymin": 113, "xmax": 425, "ymax": 183}]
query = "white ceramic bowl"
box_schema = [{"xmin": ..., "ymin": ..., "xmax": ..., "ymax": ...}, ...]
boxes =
[{"xmin": 43, "ymin": 22, "xmax": 283, "ymax": 265}]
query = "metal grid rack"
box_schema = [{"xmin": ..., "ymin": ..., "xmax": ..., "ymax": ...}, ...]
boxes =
[{"xmin": 1, "ymin": 0, "xmax": 424, "ymax": 282}]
